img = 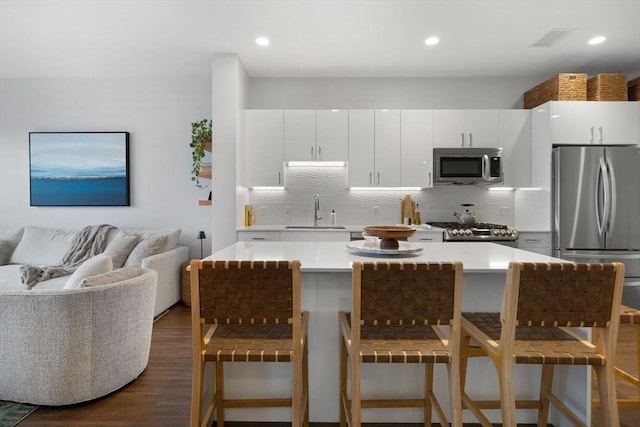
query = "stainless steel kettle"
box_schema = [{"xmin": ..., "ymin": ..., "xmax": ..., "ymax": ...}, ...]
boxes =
[{"xmin": 453, "ymin": 203, "xmax": 476, "ymax": 225}]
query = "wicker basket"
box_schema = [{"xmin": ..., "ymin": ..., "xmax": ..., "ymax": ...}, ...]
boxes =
[
  {"xmin": 628, "ymin": 76, "xmax": 640, "ymax": 101},
  {"xmin": 181, "ymin": 261, "xmax": 191, "ymax": 306},
  {"xmin": 523, "ymin": 73, "xmax": 587, "ymax": 109},
  {"xmin": 587, "ymin": 73, "xmax": 628, "ymax": 101}
]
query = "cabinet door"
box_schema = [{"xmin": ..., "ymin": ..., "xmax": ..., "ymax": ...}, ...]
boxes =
[
  {"xmin": 499, "ymin": 110, "xmax": 531, "ymax": 187},
  {"xmin": 284, "ymin": 110, "xmax": 316, "ymax": 161},
  {"xmin": 348, "ymin": 110, "xmax": 375, "ymax": 187},
  {"xmin": 245, "ymin": 110, "xmax": 283, "ymax": 187},
  {"xmin": 466, "ymin": 110, "xmax": 499, "ymax": 147},
  {"xmin": 593, "ymin": 102, "xmax": 640, "ymax": 145},
  {"xmin": 433, "ymin": 110, "xmax": 466, "ymax": 147},
  {"xmin": 550, "ymin": 102, "xmax": 594, "ymax": 144},
  {"xmin": 401, "ymin": 110, "xmax": 433, "ymax": 187},
  {"xmin": 374, "ymin": 109, "xmax": 401, "ymax": 186},
  {"xmin": 316, "ymin": 110, "xmax": 348, "ymax": 161}
]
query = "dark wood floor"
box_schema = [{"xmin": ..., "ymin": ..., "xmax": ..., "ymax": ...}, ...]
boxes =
[{"xmin": 19, "ymin": 303, "xmax": 640, "ymax": 426}]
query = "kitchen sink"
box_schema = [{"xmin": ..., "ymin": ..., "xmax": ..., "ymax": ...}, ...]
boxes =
[{"xmin": 285, "ymin": 225, "xmax": 346, "ymax": 229}]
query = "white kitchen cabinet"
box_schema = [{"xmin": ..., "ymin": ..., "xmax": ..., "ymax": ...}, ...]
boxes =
[
  {"xmin": 498, "ymin": 109, "xmax": 531, "ymax": 188},
  {"xmin": 283, "ymin": 110, "xmax": 316, "ymax": 161},
  {"xmin": 407, "ymin": 229, "xmax": 443, "ymax": 243},
  {"xmin": 546, "ymin": 101, "xmax": 639, "ymax": 145},
  {"xmin": 400, "ymin": 110, "xmax": 433, "ymax": 187},
  {"xmin": 517, "ymin": 232, "xmax": 551, "ymax": 256},
  {"xmin": 283, "ymin": 110, "xmax": 348, "ymax": 162},
  {"xmin": 316, "ymin": 110, "xmax": 348, "ymax": 161},
  {"xmin": 245, "ymin": 110, "xmax": 284, "ymax": 187},
  {"xmin": 237, "ymin": 231, "xmax": 280, "ymax": 241},
  {"xmin": 433, "ymin": 110, "xmax": 498, "ymax": 148},
  {"xmin": 348, "ymin": 109, "xmax": 400, "ymax": 187}
]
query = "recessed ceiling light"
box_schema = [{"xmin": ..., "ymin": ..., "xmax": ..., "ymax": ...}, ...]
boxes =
[
  {"xmin": 588, "ymin": 36, "xmax": 606, "ymax": 45},
  {"xmin": 424, "ymin": 36, "xmax": 439, "ymax": 46},
  {"xmin": 256, "ymin": 37, "xmax": 270, "ymax": 46}
]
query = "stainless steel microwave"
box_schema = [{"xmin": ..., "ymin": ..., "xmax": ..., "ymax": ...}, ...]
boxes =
[{"xmin": 433, "ymin": 147, "xmax": 503, "ymax": 185}]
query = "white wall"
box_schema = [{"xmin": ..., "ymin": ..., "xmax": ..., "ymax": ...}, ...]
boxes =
[
  {"xmin": 0, "ymin": 77, "xmax": 213, "ymax": 258},
  {"xmin": 248, "ymin": 76, "xmax": 544, "ymax": 109}
]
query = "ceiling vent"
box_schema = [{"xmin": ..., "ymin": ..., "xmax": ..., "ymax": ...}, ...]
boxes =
[{"xmin": 531, "ymin": 28, "xmax": 574, "ymax": 47}]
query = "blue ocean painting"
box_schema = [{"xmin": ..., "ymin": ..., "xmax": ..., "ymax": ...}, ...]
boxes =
[{"xmin": 30, "ymin": 132, "xmax": 129, "ymax": 206}]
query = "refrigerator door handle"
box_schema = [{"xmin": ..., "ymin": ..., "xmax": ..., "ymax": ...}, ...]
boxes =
[
  {"xmin": 595, "ymin": 157, "xmax": 609, "ymax": 237},
  {"xmin": 562, "ymin": 251, "xmax": 640, "ymax": 260},
  {"xmin": 606, "ymin": 157, "xmax": 617, "ymax": 236}
]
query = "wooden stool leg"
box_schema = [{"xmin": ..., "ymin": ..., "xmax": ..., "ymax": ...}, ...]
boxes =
[
  {"xmin": 424, "ymin": 363, "xmax": 433, "ymax": 427},
  {"xmin": 293, "ymin": 352, "xmax": 302, "ymax": 426},
  {"xmin": 498, "ymin": 359, "xmax": 517, "ymax": 427},
  {"xmin": 339, "ymin": 337, "xmax": 348, "ymax": 427},
  {"xmin": 594, "ymin": 364, "xmax": 621, "ymax": 427},
  {"xmin": 351, "ymin": 352, "xmax": 361, "ymax": 427},
  {"xmin": 636, "ymin": 324, "xmax": 640, "ymax": 401},
  {"xmin": 190, "ymin": 358, "xmax": 204, "ymax": 427},
  {"xmin": 303, "ymin": 338, "xmax": 310, "ymax": 427},
  {"xmin": 537, "ymin": 365, "xmax": 554, "ymax": 427},
  {"xmin": 447, "ymin": 349, "xmax": 463, "ymax": 427},
  {"xmin": 216, "ymin": 362, "xmax": 224, "ymax": 427}
]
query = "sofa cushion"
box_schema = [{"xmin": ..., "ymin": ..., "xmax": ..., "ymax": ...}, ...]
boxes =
[
  {"xmin": 119, "ymin": 228, "xmax": 181, "ymax": 251},
  {"xmin": 124, "ymin": 235, "xmax": 168, "ymax": 267},
  {"xmin": 0, "ymin": 240, "xmax": 14, "ymax": 265},
  {"xmin": 10, "ymin": 226, "xmax": 77, "ymax": 266},
  {"xmin": 103, "ymin": 231, "xmax": 140, "ymax": 269},
  {"xmin": 64, "ymin": 254, "xmax": 113, "ymax": 290},
  {"xmin": 81, "ymin": 265, "xmax": 142, "ymax": 287}
]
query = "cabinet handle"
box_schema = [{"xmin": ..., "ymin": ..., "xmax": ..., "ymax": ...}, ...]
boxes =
[
  {"xmin": 251, "ymin": 237, "xmax": 266, "ymax": 240},
  {"xmin": 599, "ymin": 126, "xmax": 603, "ymax": 144},
  {"xmin": 469, "ymin": 132, "xmax": 473, "ymax": 146},
  {"xmin": 278, "ymin": 171, "xmax": 281, "ymax": 185},
  {"xmin": 525, "ymin": 239, "xmax": 541, "ymax": 243},
  {"xmin": 318, "ymin": 146, "xmax": 322, "ymax": 159},
  {"xmin": 461, "ymin": 132, "xmax": 465, "ymax": 146},
  {"xmin": 377, "ymin": 172, "xmax": 380, "ymax": 185},
  {"xmin": 428, "ymin": 172, "xmax": 431, "ymax": 186},
  {"xmin": 590, "ymin": 127, "xmax": 594, "ymax": 144},
  {"xmin": 311, "ymin": 146, "xmax": 314, "ymax": 159},
  {"xmin": 369, "ymin": 172, "xmax": 372, "ymax": 185}
]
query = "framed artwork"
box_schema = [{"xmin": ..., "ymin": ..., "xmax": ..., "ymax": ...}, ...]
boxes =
[{"xmin": 29, "ymin": 132, "xmax": 130, "ymax": 206}]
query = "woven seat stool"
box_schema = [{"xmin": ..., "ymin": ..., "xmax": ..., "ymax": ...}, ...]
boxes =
[
  {"xmin": 189, "ymin": 260, "xmax": 309, "ymax": 427},
  {"xmin": 339, "ymin": 261, "xmax": 463, "ymax": 427},
  {"xmin": 460, "ymin": 262, "xmax": 625, "ymax": 427},
  {"xmin": 593, "ymin": 304, "xmax": 640, "ymax": 409}
]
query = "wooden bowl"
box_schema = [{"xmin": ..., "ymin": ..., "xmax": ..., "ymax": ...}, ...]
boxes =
[{"xmin": 363, "ymin": 225, "xmax": 416, "ymax": 249}]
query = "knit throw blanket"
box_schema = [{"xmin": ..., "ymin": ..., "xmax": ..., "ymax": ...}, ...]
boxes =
[{"xmin": 20, "ymin": 224, "xmax": 116, "ymax": 289}]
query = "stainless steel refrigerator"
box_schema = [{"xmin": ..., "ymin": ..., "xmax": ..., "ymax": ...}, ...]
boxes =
[{"xmin": 553, "ymin": 145, "xmax": 640, "ymax": 307}]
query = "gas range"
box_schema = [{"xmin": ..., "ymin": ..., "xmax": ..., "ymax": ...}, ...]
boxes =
[{"xmin": 426, "ymin": 222, "xmax": 519, "ymax": 242}]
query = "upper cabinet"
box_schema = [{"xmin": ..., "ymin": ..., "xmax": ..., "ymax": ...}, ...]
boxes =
[
  {"xmin": 433, "ymin": 110, "xmax": 499, "ymax": 148},
  {"xmin": 498, "ymin": 110, "xmax": 531, "ymax": 188},
  {"xmin": 283, "ymin": 110, "xmax": 348, "ymax": 162},
  {"xmin": 348, "ymin": 110, "xmax": 401, "ymax": 187},
  {"xmin": 544, "ymin": 101, "xmax": 639, "ymax": 145},
  {"xmin": 245, "ymin": 110, "xmax": 284, "ymax": 187},
  {"xmin": 400, "ymin": 110, "xmax": 433, "ymax": 188}
]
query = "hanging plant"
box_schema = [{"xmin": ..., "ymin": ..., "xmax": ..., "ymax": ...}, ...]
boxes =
[{"xmin": 190, "ymin": 118, "xmax": 212, "ymax": 187}]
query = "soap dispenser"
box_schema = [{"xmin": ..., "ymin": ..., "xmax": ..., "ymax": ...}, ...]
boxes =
[{"xmin": 330, "ymin": 210, "xmax": 337, "ymax": 225}]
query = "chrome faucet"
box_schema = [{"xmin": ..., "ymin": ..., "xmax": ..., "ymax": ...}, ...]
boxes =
[{"xmin": 314, "ymin": 193, "xmax": 322, "ymax": 226}]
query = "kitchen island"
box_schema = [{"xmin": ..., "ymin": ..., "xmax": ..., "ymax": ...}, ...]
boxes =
[{"xmin": 203, "ymin": 241, "xmax": 585, "ymax": 425}]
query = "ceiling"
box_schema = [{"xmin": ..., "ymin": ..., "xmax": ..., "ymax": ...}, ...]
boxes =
[{"xmin": 1, "ymin": 0, "xmax": 639, "ymax": 79}]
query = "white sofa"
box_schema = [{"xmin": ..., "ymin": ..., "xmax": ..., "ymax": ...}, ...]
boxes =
[
  {"xmin": 0, "ymin": 268, "xmax": 158, "ymax": 405},
  {"xmin": 0, "ymin": 225, "xmax": 189, "ymax": 316}
]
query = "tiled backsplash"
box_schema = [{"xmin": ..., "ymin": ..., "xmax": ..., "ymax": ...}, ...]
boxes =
[{"xmin": 248, "ymin": 165, "xmax": 514, "ymax": 226}]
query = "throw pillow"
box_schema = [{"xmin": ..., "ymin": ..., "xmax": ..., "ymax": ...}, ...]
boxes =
[
  {"xmin": 103, "ymin": 231, "xmax": 140, "ymax": 268},
  {"xmin": 64, "ymin": 254, "xmax": 113, "ymax": 289},
  {"xmin": 124, "ymin": 235, "xmax": 168, "ymax": 266},
  {"xmin": 9, "ymin": 226, "xmax": 77, "ymax": 265},
  {"xmin": 0, "ymin": 240, "xmax": 14, "ymax": 265},
  {"xmin": 81, "ymin": 265, "xmax": 142, "ymax": 287},
  {"xmin": 120, "ymin": 228, "xmax": 181, "ymax": 251}
]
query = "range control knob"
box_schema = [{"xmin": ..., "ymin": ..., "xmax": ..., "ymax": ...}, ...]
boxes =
[{"xmin": 450, "ymin": 229, "xmax": 458, "ymax": 236}]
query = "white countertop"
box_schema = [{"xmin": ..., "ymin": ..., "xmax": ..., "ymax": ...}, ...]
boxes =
[
  {"xmin": 237, "ymin": 224, "xmax": 443, "ymax": 232},
  {"xmin": 206, "ymin": 241, "xmax": 563, "ymax": 273}
]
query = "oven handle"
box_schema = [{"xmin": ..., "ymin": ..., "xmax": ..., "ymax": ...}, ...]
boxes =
[{"xmin": 482, "ymin": 155, "xmax": 489, "ymax": 180}]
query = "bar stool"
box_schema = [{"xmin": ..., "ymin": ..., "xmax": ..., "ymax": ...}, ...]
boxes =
[
  {"xmin": 189, "ymin": 260, "xmax": 309, "ymax": 427},
  {"xmin": 339, "ymin": 261, "xmax": 463, "ymax": 427},
  {"xmin": 460, "ymin": 262, "xmax": 625, "ymax": 427},
  {"xmin": 593, "ymin": 304, "xmax": 640, "ymax": 409}
]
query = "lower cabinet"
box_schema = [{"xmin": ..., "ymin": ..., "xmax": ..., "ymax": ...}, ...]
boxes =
[
  {"xmin": 237, "ymin": 231, "xmax": 280, "ymax": 241},
  {"xmin": 280, "ymin": 231, "xmax": 350, "ymax": 242},
  {"xmin": 407, "ymin": 230, "xmax": 443, "ymax": 243},
  {"xmin": 517, "ymin": 232, "xmax": 551, "ymax": 256}
]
